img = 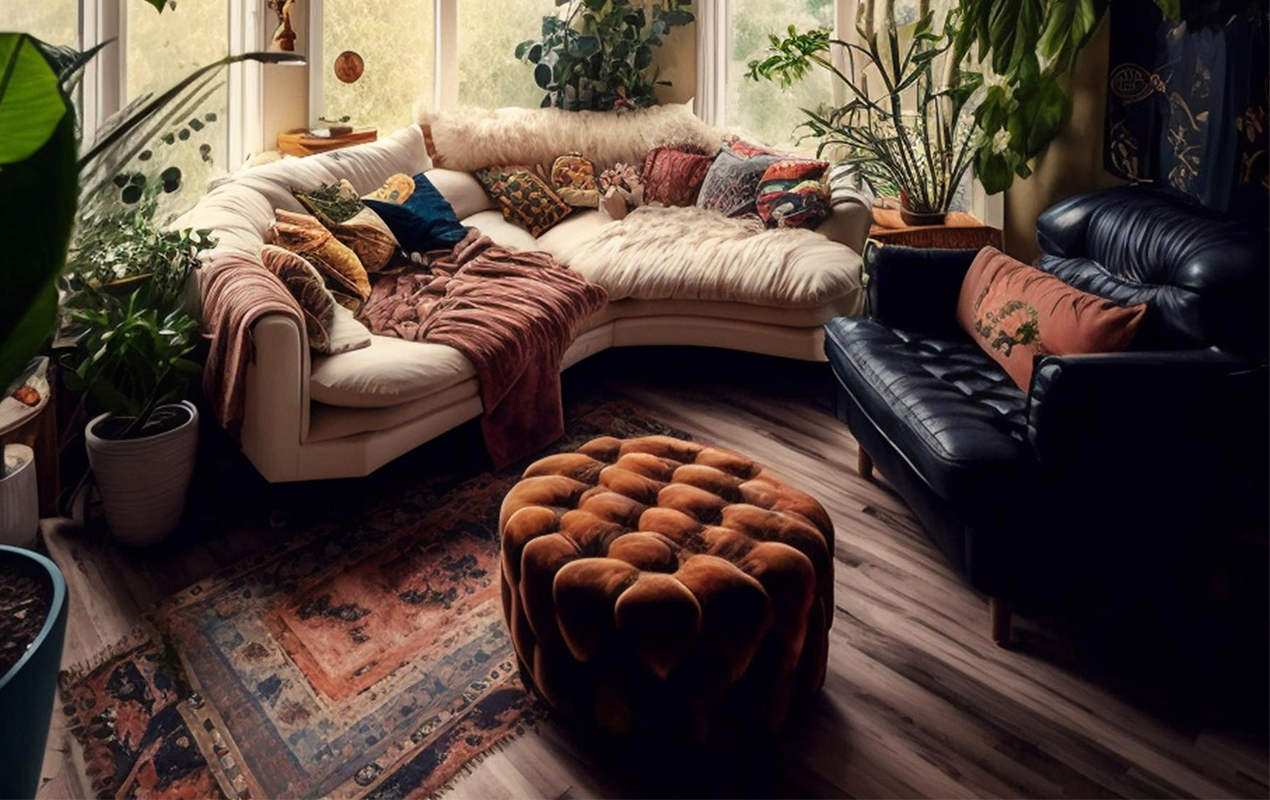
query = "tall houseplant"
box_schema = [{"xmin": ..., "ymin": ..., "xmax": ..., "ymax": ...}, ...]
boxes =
[
  {"xmin": 515, "ymin": 0, "xmax": 694, "ymax": 110},
  {"xmin": 748, "ymin": 10, "xmax": 982, "ymax": 222}
]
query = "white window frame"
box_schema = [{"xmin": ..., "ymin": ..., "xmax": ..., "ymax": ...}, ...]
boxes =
[
  {"xmin": 308, "ymin": 0, "xmax": 460, "ymax": 128},
  {"xmin": 74, "ymin": 0, "xmax": 260, "ymax": 168}
]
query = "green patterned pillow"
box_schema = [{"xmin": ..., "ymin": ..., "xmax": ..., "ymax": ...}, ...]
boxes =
[
  {"xmin": 474, "ymin": 165, "xmax": 572, "ymax": 238},
  {"xmin": 293, "ymin": 179, "xmax": 400, "ymax": 272}
]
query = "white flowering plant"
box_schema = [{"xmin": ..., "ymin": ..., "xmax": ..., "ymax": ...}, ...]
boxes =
[{"xmin": 747, "ymin": 9, "xmax": 983, "ymax": 215}]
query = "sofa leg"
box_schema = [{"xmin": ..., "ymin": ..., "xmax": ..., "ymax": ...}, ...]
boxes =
[
  {"xmin": 988, "ymin": 597, "xmax": 1012, "ymax": 645},
  {"xmin": 857, "ymin": 447, "xmax": 874, "ymax": 481}
]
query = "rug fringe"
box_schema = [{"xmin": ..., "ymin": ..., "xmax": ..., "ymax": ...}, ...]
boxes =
[
  {"xmin": 427, "ymin": 726, "xmax": 537, "ymax": 800},
  {"xmin": 58, "ymin": 622, "xmax": 158, "ymax": 685}
]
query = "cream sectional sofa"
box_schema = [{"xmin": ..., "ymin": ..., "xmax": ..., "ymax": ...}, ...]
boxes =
[{"xmin": 186, "ymin": 106, "xmax": 870, "ymax": 482}]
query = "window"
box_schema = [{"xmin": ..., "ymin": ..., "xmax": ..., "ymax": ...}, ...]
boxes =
[
  {"xmin": 319, "ymin": 0, "xmax": 434, "ymax": 132},
  {"xmin": 125, "ymin": 0, "xmax": 231, "ymax": 206},
  {"xmin": 728, "ymin": 0, "xmax": 835, "ymax": 150},
  {"xmin": 457, "ymin": 0, "xmax": 545, "ymax": 109},
  {"xmin": 3, "ymin": 2, "xmax": 80, "ymax": 48}
]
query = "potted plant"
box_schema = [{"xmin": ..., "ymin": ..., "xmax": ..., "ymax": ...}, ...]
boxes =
[
  {"xmin": 515, "ymin": 0, "xmax": 695, "ymax": 111},
  {"xmin": 0, "ymin": 545, "xmax": 68, "ymax": 799},
  {"xmin": 61, "ymin": 275, "xmax": 203, "ymax": 545},
  {"xmin": 747, "ymin": 10, "xmax": 982, "ymax": 225},
  {"xmin": 0, "ymin": 445, "xmax": 38, "ymax": 548}
]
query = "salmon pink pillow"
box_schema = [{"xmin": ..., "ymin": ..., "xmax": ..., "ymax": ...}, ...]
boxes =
[{"xmin": 956, "ymin": 247, "xmax": 1147, "ymax": 391}]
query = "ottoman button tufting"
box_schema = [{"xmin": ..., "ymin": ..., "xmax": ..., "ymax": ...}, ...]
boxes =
[{"xmin": 499, "ymin": 435, "xmax": 834, "ymax": 742}]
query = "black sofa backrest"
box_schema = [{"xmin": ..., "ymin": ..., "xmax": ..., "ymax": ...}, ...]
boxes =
[{"xmin": 1035, "ymin": 186, "xmax": 1268, "ymax": 356}]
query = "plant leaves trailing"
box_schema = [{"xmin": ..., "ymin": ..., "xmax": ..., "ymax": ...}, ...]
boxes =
[
  {"xmin": 0, "ymin": 34, "xmax": 77, "ymax": 390},
  {"xmin": 0, "ymin": 3, "xmax": 303, "ymax": 405},
  {"xmin": 516, "ymin": 0, "xmax": 694, "ymax": 111}
]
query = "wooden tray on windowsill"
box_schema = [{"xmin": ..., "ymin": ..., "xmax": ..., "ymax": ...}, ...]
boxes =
[{"xmin": 276, "ymin": 128, "xmax": 378, "ymax": 157}]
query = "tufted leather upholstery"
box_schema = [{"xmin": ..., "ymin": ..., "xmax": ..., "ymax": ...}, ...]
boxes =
[
  {"xmin": 823, "ymin": 317, "xmax": 1027, "ymax": 502},
  {"xmin": 827, "ymin": 186, "xmax": 1268, "ymax": 606},
  {"xmin": 1036, "ymin": 186, "xmax": 1268, "ymax": 354},
  {"xmin": 498, "ymin": 435, "xmax": 833, "ymax": 741}
]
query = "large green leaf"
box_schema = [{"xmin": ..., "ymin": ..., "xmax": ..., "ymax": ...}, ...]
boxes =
[
  {"xmin": 0, "ymin": 36, "xmax": 77, "ymax": 389},
  {"xmin": 0, "ymin": 33, "xmax": 69, "ymax": 164}
]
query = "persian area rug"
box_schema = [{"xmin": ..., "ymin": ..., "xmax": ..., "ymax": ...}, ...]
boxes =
[{"xmin": 59, "ymin": 401, "xmax": 684, "ymax": 800}]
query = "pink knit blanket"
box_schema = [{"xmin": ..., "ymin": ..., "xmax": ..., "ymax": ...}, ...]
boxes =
[
  {"xmin": 359, "ymin": 230, "xmax": 608, "ymax": 466},
  {"xmin": 200, "ymin": 252, "xmax": 303, "ymax": 435}
]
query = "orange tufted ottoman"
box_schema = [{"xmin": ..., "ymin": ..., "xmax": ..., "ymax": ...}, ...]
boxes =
[{"xmin": 498, "ymin": 435, "xmax": 834, "ymax": 743}]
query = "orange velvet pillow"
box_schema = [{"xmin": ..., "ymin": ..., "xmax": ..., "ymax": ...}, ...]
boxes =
[{"xmin": 955, "ymin": 247, "xmax": 1147, "ymax": 391}]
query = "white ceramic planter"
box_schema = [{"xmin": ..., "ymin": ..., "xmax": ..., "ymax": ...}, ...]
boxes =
[
  {"xmin": 0, "ymin": 445, "xmax": 38, "ymax": 547},
  {"xmin": 85, "ymin": 401, "xmax": 198, "ymax": 546}
]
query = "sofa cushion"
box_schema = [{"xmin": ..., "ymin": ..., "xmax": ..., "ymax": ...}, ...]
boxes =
[
  {"xmin": 549, "ymin": 205, "xmax": 863, "ymax": 309},
  {"xmin": 181, "ymin": 126, "xmax": 431, "ymax": 256},
  {"xmin": 533, "ymin": 210, "xmax": 609, "ymax": 255},
  {"xmin": 824, "ymin": 316, "xmax": 1028, "ymax": 501},
  {"xmin": 424, "ymin": 168, "xmax": 493, "ymax": 218},
  {"xmin": 310, "ymin": 335, "xmax": 476, "ymax": 408},
  {"xmin": 460, "ymin": 210, "xmax": 538, "ymax": 251}
]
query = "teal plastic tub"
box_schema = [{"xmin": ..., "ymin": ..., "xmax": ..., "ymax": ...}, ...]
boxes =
[{"xmin": 0, "ymin": 545, "xmax": 68, "ymax": 799}]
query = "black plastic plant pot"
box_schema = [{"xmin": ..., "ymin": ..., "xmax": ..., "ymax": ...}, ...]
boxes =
[{"xmin": 0, "ymin": 545, "xmax": 68, "ymax": 800}]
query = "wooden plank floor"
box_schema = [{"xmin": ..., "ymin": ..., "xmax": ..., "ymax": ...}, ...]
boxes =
[{"xmin": 36, "ymin": 349, "xmax": 1269, "ymax": 799}]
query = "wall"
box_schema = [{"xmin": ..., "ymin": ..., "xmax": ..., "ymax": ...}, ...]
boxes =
[
  {"xmin": 1001, "ymin": 16, "xmax": 1124, "ymax": 262},
  {"xmin": 654, "ymin": 18, "xmax": 698, "ymax": 105}
]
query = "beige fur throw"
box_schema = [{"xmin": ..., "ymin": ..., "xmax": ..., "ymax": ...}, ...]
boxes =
[
  {"xmin": 550, "ymin": 205, "xmax": 863, "ymax": 309},
  {"xmin": 413, "ymin": 102, "xmax": 727, "ymax": 172}
]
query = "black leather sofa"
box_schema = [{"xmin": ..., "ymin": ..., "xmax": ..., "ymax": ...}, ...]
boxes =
[{"xmin": 824, "ymin": 186, "xmax": 1268, "ymax": 643}]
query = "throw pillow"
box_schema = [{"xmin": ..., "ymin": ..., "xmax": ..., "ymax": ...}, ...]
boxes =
[
  {"xmin": 294, "ymin": 179, "xmax": 400, "ymax": 273},
  {"xmin": 363, "ymin": 173, "xmax": 415, "ymax": 203},
  {"xmin": 756, "ymin": 159, "xmax": 831, "ymax": 229},
  {"xmin": 727, "ymin": 139, "xmax": 783, "ymax": 157},
  {"xmin": 549, "ymin": 154, "xmax": 600, "ymax": 208},
  {"xmin": 641, "ymin": 146, "xmax": 715, "ymax": 206},
  {"xmin": 474, "ymin": 165, "xmax": 572, "ymax": 237},
  {"xmin": 326, "ymin": 304, "xmax": 374, "ymax": 355},
  {"xmin": 268, "ymin": 210, "xmax": 372, "ymax": 305},
  {"xmin": 956, "ymin": 247, "xmax": 1148, "ymax": 391},
  {"xmin": 259, "ymin": 245, "xmax": 338, "ymax": 353},
  {"xmin": 363, "ymin": 173, "xmax": 467, "ymax": 254},
  {"xmin": 696, "ymin": 146, "xmax": 782, "ymax": 217}
]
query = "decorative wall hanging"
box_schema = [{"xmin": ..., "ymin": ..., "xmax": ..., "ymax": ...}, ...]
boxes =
[{"xmin": 1105, "ymin": 0, "xmax": 1268, "ymax": 225}]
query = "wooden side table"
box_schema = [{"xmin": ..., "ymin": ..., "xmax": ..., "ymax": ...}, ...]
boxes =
[
  {"xmin": 276, "ymin": 127, "xmax": 378, "ymax": 157},
  {"xmin": 869, "ymin": 208, "xmax": 1002, "ymax": 250}
]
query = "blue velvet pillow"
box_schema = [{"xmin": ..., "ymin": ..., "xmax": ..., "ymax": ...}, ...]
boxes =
[{"xmin": 363, "ymin": 174, "xmax": 466, "ymax": 253}]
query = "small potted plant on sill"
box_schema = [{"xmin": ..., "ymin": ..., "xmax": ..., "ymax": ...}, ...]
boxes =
[
  {"xmin": 0, "ymin": 545, "xmax": 67, "ymax": 799},
  {"xmin": 746, "ymin": 8, "xmax": 982, "ymax": 226}
]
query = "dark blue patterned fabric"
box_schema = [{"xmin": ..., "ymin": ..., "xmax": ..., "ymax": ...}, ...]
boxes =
[{"xmin": 364, "ymin": 174, "xmax": 466, "ymax": 254}]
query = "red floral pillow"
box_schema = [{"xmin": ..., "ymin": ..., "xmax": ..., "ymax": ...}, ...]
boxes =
[{"xmin": 641, "ymin": 146, "xmax": 717, "ymax": 206}]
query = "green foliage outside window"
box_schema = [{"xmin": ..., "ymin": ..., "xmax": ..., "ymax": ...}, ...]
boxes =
[{"xmin": 515, "ymin": 0, "xmax": 695, "ymax": 111}]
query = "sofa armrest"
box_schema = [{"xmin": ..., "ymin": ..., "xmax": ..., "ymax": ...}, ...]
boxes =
[
  {"xmin": 865, "ymin": 244, "xmax": 979, "ymax": 335},
  {"xmin": 239, "ymin": 312, "xmax": 311, "ymax": 482},
  {"xmin": 817, "ymin": 165, "xmax": 874, "ymax": 255},
  {"xmin": 1027, "ymin": 348, "xmax": 1265, "ymax": 529}
]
